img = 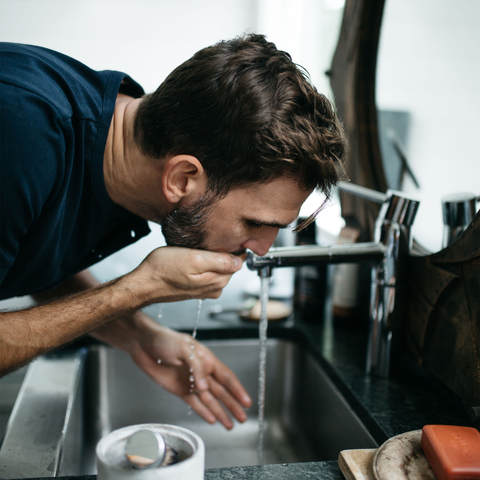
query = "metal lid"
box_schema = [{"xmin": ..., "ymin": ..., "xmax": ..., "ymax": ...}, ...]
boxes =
[{"xmin": 442, "ymin": 193, "xmax": 477, "ymax": 227}]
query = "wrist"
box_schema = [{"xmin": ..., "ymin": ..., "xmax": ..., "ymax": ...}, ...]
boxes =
[
  {"xmin": 119, "ymin": 266, "xmax": 161, "ymax": 308},
  {"xmin": 89, "ymin": 310, "xmax": 157, "ymax": 355}
]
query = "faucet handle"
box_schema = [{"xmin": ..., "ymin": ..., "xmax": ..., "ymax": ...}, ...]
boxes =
[
  {"xmin": 337, "ymin": 181, "xmax": 387, "ymax": 204},
  {"xmin": 382, "ymin": 190, "xmax": 420, "ymax": 227}
]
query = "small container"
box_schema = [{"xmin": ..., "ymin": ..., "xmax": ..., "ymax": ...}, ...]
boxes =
[
  {"xmin": 293, "ymin": 219, "xmax": 328, "ymax": 323},
  {"xmin": 442, "ymin": 193, "xmax": 477, "ymax": 248},
  {"xmin": 96, "ymin": 424, "xmax": 205, "ymax": 480}
]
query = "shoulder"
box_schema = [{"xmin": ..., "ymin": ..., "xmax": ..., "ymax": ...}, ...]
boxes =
[{"xmin": 0, "ymin": 42, "xmax": 129, "ymax": 121}]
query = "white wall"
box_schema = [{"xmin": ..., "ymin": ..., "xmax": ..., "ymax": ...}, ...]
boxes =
[
  {"xmin": 0, "ymin": 0, "xmax": 342, "ymax": 95},
  {"xmin": 0, "ymin": 0, "xmax": 258, "ymax": 93},
  {"xmin": 377, "ymin": 0, "xmax": 480, "ymax": 252}
]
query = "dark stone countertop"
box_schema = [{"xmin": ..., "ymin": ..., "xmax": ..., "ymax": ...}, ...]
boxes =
[
  {"xmin": 4, "ymin": 267, "xmax": 472, "ymax": 480},
  {"xmin": 41, "ymin": 462, "xmax": 344, "ymax": 480}
]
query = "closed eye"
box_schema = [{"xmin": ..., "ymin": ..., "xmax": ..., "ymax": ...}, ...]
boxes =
[
  {"xmin": 245, "ymin": 219, "xmax": 290, "ymax": 229},
  {"xmin": 246, "ymin": 220, "xmax": 264, "ymax": 229}
]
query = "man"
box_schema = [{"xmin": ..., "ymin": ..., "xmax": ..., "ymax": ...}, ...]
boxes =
[{"xmin": 0, "ymin": 35, "xmax": 347, "ymax": 429}]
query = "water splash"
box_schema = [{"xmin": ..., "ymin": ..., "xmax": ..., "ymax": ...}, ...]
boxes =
[
  {"xmin": 189, "ymin": 299, "xmax": 203, "ymax": 394},
  {"xmin": 257, "ymin": 276, "xmax": 270, "ymax": 465},
  {"xmin": 192, "ymin": 299, "xmax": 202, "ymax": 340}
]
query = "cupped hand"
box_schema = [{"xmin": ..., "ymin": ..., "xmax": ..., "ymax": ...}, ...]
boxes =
[{"xmin": 131, "ymin": 247, "xmax": 245, "ymax": 304}]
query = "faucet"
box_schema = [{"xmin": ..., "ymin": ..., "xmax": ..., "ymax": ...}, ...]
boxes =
[{"xmin": 247, "ymin": 182, "xmax": 420, "ymax": 378}]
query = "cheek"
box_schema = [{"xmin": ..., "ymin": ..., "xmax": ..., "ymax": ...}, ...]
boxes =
[{"xmin": 206, "ymin": 220, "xmax": 247, "ymax": 247}]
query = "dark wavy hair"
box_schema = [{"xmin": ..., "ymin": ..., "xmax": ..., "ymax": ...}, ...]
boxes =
[{"xmin": 134, "ymin": 34, "xmax": 348, "ymax": 223}]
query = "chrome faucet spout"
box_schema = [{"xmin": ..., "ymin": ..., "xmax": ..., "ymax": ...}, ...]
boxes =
[{"xmin": 246, "ymin": 242, "xmax": 386, "ymax": 271}]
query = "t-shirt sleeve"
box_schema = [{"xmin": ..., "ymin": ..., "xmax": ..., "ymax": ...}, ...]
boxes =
[{"xmin": 0, "ymin": 82, "xmax": 67, "ymax": 285}]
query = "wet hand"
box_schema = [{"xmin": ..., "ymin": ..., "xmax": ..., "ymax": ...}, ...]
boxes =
[{"xmin": 130, "ymin": 322, "xmax": 252, "ymax": 430}]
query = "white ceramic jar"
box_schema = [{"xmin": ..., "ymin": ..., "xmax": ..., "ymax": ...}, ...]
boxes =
[{"xmin": 96, "ymin": 424, "xmax": 205, "ymax": 480}]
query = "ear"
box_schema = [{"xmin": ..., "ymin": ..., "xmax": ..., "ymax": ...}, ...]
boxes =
[{"xmin": 161, "ymin": 155, "xmax": 207, "ymax": 205}]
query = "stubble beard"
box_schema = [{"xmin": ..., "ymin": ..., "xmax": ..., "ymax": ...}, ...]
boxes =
[
  {"xmin": 160, "ymin": 194, "xmax": 216, "ymax": 250},
  {"xmin": 160, "ymin": 192, "xmax": 247, "ymax": 256}
]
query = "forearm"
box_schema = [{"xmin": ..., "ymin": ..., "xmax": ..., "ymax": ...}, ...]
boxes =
[
  {"xmin": 0, "ymin": 246, "xmax": 242, "ymax": 376},
  {"xmin": 0, "ymin": 271, "xmax": 147, "ymax": 376},
  {"xmin": 89, "ymin": 308, "xmax": 156, "ymax": 354}
]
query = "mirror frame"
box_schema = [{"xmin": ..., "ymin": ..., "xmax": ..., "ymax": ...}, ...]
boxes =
[{"xmin": 329, "ymin": 0, "xmax": 387, "ymax": 238}]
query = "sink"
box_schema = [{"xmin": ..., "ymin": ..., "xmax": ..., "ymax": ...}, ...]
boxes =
[{"xmin": 0, "ymin": 334, "xmax": 378, "ymax": 478}]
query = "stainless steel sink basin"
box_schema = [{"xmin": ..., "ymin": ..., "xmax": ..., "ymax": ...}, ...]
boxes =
[{"xmin": 0, "ymin": 336, "xmax": 377, "ymax": 478}]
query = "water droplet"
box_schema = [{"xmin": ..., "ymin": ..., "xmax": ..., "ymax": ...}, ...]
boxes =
[
  {"xmin": 157, "ymin": 359, "xmax": 162, "ymax": 364},
  {"xmin": 130, "ymin": 230, "xmax": 136, "ymax": 238},
  {"xmin": 189, "ymin": 355, "xmax": 194, "ymax": 360},
  {"xmin": 191, "ymin": 299, "xmax": 202, "ymax": 340},
  {"xmin": 189, "ymin": 366, "xmax": 194, "ymax": 372},
  {"xmin": 189, "ymin": 375, "xmax": 194, "ymax": 383}
]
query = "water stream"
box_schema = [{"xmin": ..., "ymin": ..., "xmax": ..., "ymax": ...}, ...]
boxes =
[
  {"xmin": 257, "ymin": 275, "xmax": 270, "ymax": 465},
  {"xmin": 188, "ymin": 287, "xmax": 270, "ymax": 465}
]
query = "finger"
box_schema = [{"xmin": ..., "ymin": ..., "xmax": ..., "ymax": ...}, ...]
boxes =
[
  {"xmin": 197, "ymin": 389, "xmax": 234, "ymax": 430},
  {"xmin": 183, "ymin": 393, "xmax": 217, "ymax": 425},
  {"xmin": 192, "ymin": 251, "xmax": 244, "ymax": 275},
  {"xmin": 182, "ymin": 340, "xmax": 209, "ymax": 391},
  {"xmin": 208, "ymin": 376, "xmax": 249, "ymax": 424},
  {"xmin": 211, "ymin": 360, "xmax": 252, "ymax": 408}
]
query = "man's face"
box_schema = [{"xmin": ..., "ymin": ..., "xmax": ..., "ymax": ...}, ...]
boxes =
[{"xmin": 161, "ymin": 177, "xmax": 311, "ymax": 256}]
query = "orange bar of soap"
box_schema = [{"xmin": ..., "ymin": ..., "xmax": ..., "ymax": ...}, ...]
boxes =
[{"xmin": 421, "ymin": 425, "xmax": 480, "ymax": 480}]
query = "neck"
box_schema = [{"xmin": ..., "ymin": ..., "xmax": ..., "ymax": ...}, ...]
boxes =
[{"xmin": 103, "ymin": 95, "xmax": 169, "ymax": 222}]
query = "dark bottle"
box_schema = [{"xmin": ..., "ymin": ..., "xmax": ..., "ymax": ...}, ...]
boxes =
[{"xmin": 293, "ymin": 218, "xmax": 328, "ymax": 323}]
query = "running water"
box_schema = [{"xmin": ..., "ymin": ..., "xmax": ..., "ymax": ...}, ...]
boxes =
[
  {"xmin": 257, "ymin": 275, "xmax": 270, "ymax": 465},
  {"xmin": 157, "ymin": 305, "xmax": 164, "ymax": 365},
  {"xmin": 189, "ymin": 299, "xmax": 203, "ymax": 396},
  {"xmin": 192, "ymin": 299, "xmax": 202, "ymax": 341}
]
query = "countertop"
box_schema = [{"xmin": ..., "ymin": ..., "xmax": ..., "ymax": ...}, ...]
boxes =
[{"xmin": 3, "ymin": 266, "xmax": 472, "ymax": 479}]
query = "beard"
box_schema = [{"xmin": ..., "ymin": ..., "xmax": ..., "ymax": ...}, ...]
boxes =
[{"xmin": 160, "ymin": 194, "xmax": 216, "ymax": 250}]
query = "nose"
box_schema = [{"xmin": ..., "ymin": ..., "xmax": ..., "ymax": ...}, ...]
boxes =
[{"xmin": 241, "ymin": 228, "xmax": 279, "ymax": 256}]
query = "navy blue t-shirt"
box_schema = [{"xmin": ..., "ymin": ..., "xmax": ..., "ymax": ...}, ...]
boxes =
[{"xmin": 0, "ymin": 43, "xmax": 151, "ymax": 300}]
